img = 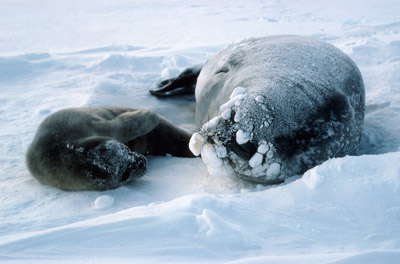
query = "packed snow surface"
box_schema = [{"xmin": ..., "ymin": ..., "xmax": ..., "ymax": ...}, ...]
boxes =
[{"xmin": 1, "ymin": 0, "xmax": 400, "ymax": 263}]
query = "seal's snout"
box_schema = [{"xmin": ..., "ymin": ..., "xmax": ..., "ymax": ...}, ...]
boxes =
[
  {"xmin": 86, "ymin": 140, "xmax": 148, "ymax": 187},
  {"xmin": 121, "ymin": 152, "xmax": 147, "ymax": 182},
  {"xmin": 191, "ymin": 85, "xmax": 285, "ymax": 182},
  {"xmin": 120, "ymin": 166, "xmax": 132, "ymax": 182}
]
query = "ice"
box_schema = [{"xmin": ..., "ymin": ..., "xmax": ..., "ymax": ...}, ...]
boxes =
[
  {"xmin": 257, "ymin": 144, "xmax": 269, "ymax": 154},
  {"xmin": 255, "ymin": 95, "xmax": 265, "ymax": 103},
  {"xmin": 220, "ymin": 93, "xmax": 247, "ymax": 112},
  {"xmin": 266, "ymin": 162, "xmax": 281, "ymax": 178},
  {"xmin": 94, "ymin": 195, "xmax": 115, "ymax": 210},
  {"xmin": 221, "ymin": 108, "xmax": 231, "ymax": 120},
  {"xmin": 203, "ymin": 116, "xmax": 222, "ymax": 131},
  {"xmin": 201, "ymin": 144, "xmax": 223, "ymax": 168},
  {"xmin": 266, "ymin": 149, "xmax": 274, "ymax": 159},
  {"xmin": 230, "ymin": 86, "xmax": 248, "ymax": 99},
  {"xmin": 215, "ymin": 145, "xmax": 227, "ymax": 158},
  {"xmin": 189, "ymin": 132, "xmax": 204, "ymax": 156},
  {"xmin": 201, "ymin": 144, "xmax": 233, "ymax": 177},
  {"xmin": 236, "ymin": 129, "xmax": 251, "ymax": 145},
  {"xmin": 251, "ymin": 163, "xmax": 268, "ymax": 175},
  {"xmin": 234, "ymin": 110, "xmax": 242, "ymax": 122},
  {"xmin": 249, "ymin": 152, "xmax": 263, "ymax": 168}
]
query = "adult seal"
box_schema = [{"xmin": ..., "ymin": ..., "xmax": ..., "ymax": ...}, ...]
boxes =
[
  {"xmin": 26, "ymin": 107, "xmax": 194, "ymax": 191},
  {"xmin": 151, "ymin": 35, "xmax": 365, "ymax": 184}
]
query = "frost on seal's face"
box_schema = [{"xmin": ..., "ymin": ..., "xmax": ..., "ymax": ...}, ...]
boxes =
[
  {"xmin": 189, "ymin": 86, "xmax": 283, "ymax": 183},
  {"xmin": 67, "ymin": 140, "xmax": 147, "ymax": 190},
  {"xmin": 82, "ymin": 140, "xmax": 147, "ymax": 189}
]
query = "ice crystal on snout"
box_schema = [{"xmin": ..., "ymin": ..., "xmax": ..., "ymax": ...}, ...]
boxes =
[{"xmin": 85, "ymin": 141, "xmax": 146, "ymax": 186}]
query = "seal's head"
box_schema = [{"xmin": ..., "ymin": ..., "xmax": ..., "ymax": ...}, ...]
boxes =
[{"xmin": 82, "ymin": 140, "xmax": 147, "ymax": 190}]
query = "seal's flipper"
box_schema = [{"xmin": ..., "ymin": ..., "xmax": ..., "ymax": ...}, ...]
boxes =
[
  {"xmin": 143, "ymin": 116, "xmax": 196, "ymax": 157},
  {"xmin": 92, "ymin": 109, "xmax": 160, "ymax": 143},
  {"xmin": 150, "ymin": 64, "xmax": 203, "ymax": 97}
]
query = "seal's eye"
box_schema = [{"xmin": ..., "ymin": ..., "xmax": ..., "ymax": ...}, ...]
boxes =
[
  {"xmin": 226, "ymin": 140, "xmax": 257, "ymax": 160},
  {"xmin": 215, "ymin": 66, "xmax": 229, "ymax": 75}
]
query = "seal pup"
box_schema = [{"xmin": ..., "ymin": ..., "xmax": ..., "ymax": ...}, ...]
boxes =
[
  {"xmin": 26, "ymin": 107, "xmax": 194, "ymax": 191},
  {"xmin": 151, "ymin": 35, "xmax": 365, "ymax": 184}
]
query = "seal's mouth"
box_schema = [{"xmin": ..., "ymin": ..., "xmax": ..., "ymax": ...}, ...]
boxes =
[
  {"xmin": 120, "ymin": 167, "xmax": 132, "ymax": 182},
  {"xmin": 120, "ymin": 153, "xmax": 147, "ymax": 183},
  {"xmin": 226, "ymin": 140, "xmax": 257, "ymax": 161}
]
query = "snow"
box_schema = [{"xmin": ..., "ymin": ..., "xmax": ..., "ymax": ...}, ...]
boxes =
[
  {"xmin": 1, "ymin": 0, "xmax": 400, "ymax": 263},
  {"xmin": 93, "ymin": 195, "xmax": 115, "ymax": 210}
]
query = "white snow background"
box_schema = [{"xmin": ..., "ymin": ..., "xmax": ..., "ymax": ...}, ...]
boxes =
[{"xmin": 1, "ymin": 0, "xmax": 400, "ymax": 263}]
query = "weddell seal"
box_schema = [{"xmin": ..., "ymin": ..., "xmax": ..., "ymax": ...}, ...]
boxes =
[
  {"xmin": 26, "ymin": 107, "xmax": 194, "ymax": 191},
  {"xmin": 151, "ymin": 35, "xmax": 365, "ymax": 184}
]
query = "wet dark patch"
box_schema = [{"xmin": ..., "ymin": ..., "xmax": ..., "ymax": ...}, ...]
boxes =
[{"xmin": 274, "ymin": 93, "xmax": 350, "ymax": 160}]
